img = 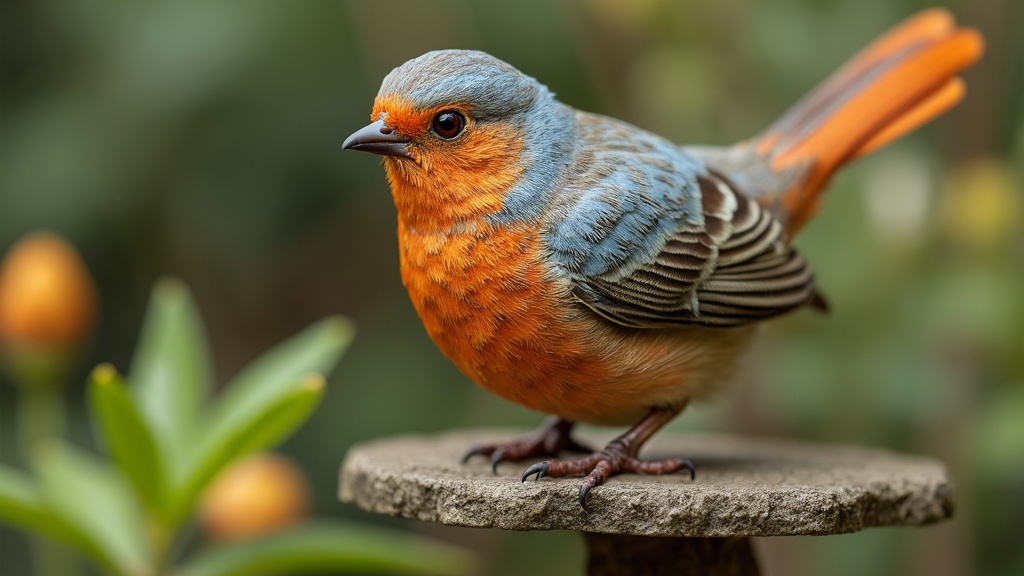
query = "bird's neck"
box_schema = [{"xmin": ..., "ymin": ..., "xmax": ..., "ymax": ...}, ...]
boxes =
[{"xmin": 384, "ymin": 155, "xmax": 514, "ymax": 232}]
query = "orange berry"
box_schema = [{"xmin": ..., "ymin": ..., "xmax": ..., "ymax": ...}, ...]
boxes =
[
  {"xmin": 199, "ymin": 453, "xmax": 310, "ymax": 542},
  {"xmin": 0, "ymin": 232, "xmax": 98, "ymax": 351}
]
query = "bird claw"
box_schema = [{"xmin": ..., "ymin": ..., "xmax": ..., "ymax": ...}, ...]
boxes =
[
  {"xmin": 461, "ymin": 445, "xmax": 488, "ymax": 464},
  {"xmin": 521, "ymin": 462, "xmax": 550, "ymax": 482},
  {"xmin": 461, "ymin": 417, "xmax": 588, "ymax": 473},
  {"xmin": 489, "ymin": 450, "xmax": 505, "ymax": 475},
  {"xmin": 681, "ymin": 459, "xmax": 696, "ymax": 481},
  {"xmin": 578, "ymin": 480, "xmax": 591, "ymax": 511}
]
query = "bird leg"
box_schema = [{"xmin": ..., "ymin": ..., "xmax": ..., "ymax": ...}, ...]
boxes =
[
  {"xmin": 520, "ymin": 404, "xmax": 694, "ymax": 510},
  {"xmin": 462, "ymin": 416, "xmax": 593, "ymax": 474}
]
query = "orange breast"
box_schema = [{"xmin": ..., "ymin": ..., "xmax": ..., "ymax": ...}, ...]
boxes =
[
  {"xmin": 398, "ymin": 219, "xmax": 595, "ymax": 410},
  {"xmin": 397, "ymin": 217, "xmax": 759, "ymax": 425}
]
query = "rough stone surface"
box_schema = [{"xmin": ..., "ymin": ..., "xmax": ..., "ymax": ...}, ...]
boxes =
[{"xmin": 339, "ymin": 430, "xmax": 953, "ymax": 537}]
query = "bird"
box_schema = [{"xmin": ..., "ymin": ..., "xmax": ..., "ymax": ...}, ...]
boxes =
[{"xmin": 343, "ymin": 9, "xmax": 983, "ymax": 509}]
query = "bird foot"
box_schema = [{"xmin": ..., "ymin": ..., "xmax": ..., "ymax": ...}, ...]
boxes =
[
  {"xmin": 462, "ymin": 417, "xmax": 592, "ymax": 474},
  {"xmin": 519, "ymin": 408, "xmax": 695, "ymax": 510},
  {"xmin": 521, "ymin": 447, "xmax": 694, "ymax": 510}
]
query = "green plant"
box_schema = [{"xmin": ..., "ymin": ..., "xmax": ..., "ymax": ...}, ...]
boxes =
[{"xmin": 0, "ymin": 278, "xmax": 473, "ymax": 576}]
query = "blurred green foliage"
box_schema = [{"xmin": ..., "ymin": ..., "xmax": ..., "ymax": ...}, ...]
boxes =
[
  {"xmin": 0, "ymin": 278, "xmax": 473, "ymax": 575},
  {"xmin": 2, "ymin": 0, "xmax": 1022, "ymax": 575}
]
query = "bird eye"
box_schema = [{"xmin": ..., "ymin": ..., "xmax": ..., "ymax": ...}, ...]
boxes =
[{"xmin": 431, "ymin": 111, "xmax": 465, "ymax": 140}]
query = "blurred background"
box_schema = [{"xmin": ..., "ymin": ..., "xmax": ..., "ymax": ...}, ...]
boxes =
[{"xmin": 1, "ymin": 0, "xmax": 1021, "ymax": 574}]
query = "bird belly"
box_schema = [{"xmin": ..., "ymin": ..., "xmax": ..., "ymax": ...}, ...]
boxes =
[{"xmin": 398, "ymin": 221, "xmax": 757, "ymax": 425}]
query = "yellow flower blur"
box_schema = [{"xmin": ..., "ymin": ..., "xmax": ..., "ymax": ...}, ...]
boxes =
[{"xmin": 941, "ymin": 159, "xmax": 1022, "ymax": 251}]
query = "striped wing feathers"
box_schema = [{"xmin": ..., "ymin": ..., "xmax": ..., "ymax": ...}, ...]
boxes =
[{"xmin": 573, "ymin": 171, "xmax": 818, "ymax": 327}]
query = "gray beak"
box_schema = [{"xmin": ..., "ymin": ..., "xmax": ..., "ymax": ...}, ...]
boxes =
[{"xmin": 343, "ymin": 118, "xmax": 413, "ymax": 159}]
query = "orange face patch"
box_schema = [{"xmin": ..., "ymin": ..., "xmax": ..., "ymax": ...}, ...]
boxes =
[
  {"xmin": 371, "ymin": 94, "xmax": 433, "ymax": 140},
  {"xmin": 372, "ymin": 93, "xmax": 527, "ymax": 229}
]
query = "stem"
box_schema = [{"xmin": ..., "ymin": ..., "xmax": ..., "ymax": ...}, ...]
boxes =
[
  {"xmin": 17, "ymin": 384, "xmax": 66, "ymax": 466},
  {"xmin": 10, "ymin": 346, "xmax": 84, "ymax": 576},
  {"xmin": 17, "ymin": 384, "xmax": 81, "ymax": 576}
]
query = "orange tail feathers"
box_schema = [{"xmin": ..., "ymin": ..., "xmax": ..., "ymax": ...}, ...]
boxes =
[{"xmin": 756, "ymin": 9, "xmax": 984, "ymax": 235}]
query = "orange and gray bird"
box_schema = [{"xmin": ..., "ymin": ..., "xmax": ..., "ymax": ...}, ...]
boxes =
[{"xmin": 343, "ymin": 10, "xmax": 983, "ymax": 508}]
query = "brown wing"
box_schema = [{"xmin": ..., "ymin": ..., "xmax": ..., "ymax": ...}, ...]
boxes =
[{"xmin": 572, "ymin": 170, "xmax": 822, "ymax": 328}]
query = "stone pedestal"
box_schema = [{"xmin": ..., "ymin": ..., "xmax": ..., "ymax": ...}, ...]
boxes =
[{"xmin": 339, "ymin": 431, "xmax": 953, "ymax": 575}]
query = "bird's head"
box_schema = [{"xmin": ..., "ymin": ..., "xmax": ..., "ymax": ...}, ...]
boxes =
[{"xmin": 345, "ymin": 50, "xmax": 574, "ymax": 227}]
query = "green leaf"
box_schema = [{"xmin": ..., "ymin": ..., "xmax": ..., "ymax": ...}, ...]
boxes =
[
  {"xmin": 177, "ymin": 521, "xmax": 476, "ymax": 576},
  {"xmin": 215, "ymin": 316, "xmax": 353, "ymax": 423},
  {"xmin": 166, "ymin": 316, "xmax": 352, "ymax": 526},
  {"xmin": 89, "ymin": 363, "xmax": 167, "ymax": 517},
  {"xmin": 0, "ymin": 465, "xmax": 120, "ymax": 573},
  {"xmin": 36, "ymin": 443, "xmax": 151, "ymax": 574},
  {"xmin": 130, "ymin": 277, "xmax": 214, "ymax": 472},
  {"xmin": 169, "ymin": 377, "xmax": 325, "ymax": 527}
]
